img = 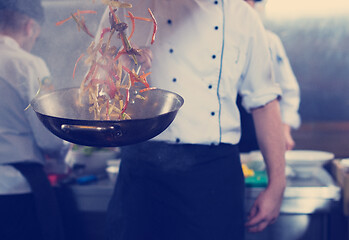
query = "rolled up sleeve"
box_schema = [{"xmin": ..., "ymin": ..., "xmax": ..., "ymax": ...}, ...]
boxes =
[{"xmin": 238, "ymin": 18, "xmax": 282, "ymax": 112}]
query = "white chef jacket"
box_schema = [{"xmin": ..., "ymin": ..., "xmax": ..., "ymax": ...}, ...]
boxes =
[
  {"xmin": 97, "ymin": 0, "xmax": 282, "ymax": 145},
  {"xmin": 266, "ymin": 30, "xmax": 301, "ymax": 129},
  {"xmin": 0, "ymin": 36, "xmax": 65, "ymax": 194}
]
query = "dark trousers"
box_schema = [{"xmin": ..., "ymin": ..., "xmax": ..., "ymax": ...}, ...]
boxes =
[
  {"xmin": 106, "ymin": 142, "xmax": 245, "ymax": 240},
  {"xmin": 0, "ymin": 193, "xmax": 43, "ymax": 240},
  {"xmin": 0, "ymin": 162, "xmax": 65, "ymax": 240}
]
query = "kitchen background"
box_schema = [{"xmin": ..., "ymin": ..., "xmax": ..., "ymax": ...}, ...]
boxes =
[
  {"xmin": 31, "ymin": 1, "xmax": 349, "ymax": 239},
  {"xmin": 265, "ymin": 0, "xmax": 349, "ymax": 157},
  {"xmin": 34, "ymin": 0, "xmax": 349, "ymax": 157}
]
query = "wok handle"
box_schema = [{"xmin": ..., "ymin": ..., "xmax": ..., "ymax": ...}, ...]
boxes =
[{"xmin": 61, "ymin": 124, "xmax": 122, "ymax": 136}]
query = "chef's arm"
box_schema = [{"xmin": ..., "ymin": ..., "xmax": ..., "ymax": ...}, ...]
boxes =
[
  {"xmin": 245, "ymin": 99, "xmax": 286, "ymax": 232},
  {"xmin": 253, "ymin": 99, "xmax": 286, "ymax": 184}
]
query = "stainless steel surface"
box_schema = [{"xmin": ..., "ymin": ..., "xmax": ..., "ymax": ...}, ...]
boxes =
[
  {"xmin": 246, "ymin": 168, "xmax": 340, "ymax": 214},
  {"xmin": 66, "ymin": 168, "xmax": 342, "ymax": 240},
  {"xmin": 265, "ymin": 15, "xmax": 349, "ymax": 122},
  {"xmin": 68, "ymin": 168, "xmax": 340, "ymax": 213},
  {"xmin": 244, "ymin": 168, "xmax": 342, "ymax": 240},
  {"xmin": 31, "ymin": 87, "xmax": 184, "ymax": 147}
]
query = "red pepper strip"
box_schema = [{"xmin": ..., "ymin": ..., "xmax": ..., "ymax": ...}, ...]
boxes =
[
  {"xmin": 100, "ymin": 27, "xmax": 111, "ymax": 39},
  {"xmin": 121, "ymin": 66, "xmax": 136, "ymax": 86},
  {"xmin": 147, "ymin": 8, "xmax": 157, "ymax": 44},
  {"xmin": 73, "ymin": 53, "xmax": 84, "ymax": 80},
  {"xmin": 56, "ymin": 10, "xmax": 97, "ymax": 26},
  {"xmin": 136, "ymin": 71, "xmax": 150, "ymax": 88},
  {"xmin": 138, "ymin": 72, "xmax": 151, "ymax": 88},
  {"xmin": 139, "ymin": 87, "xmax": 157, "ymax": 93},
  {"xmin": 121, "ymin": 89, "xmax": 130, "ymax": 114},
  {"xmin": 122, "ymin": 66, "xmax": 150, "ymax": 87},
  {"xmin": 125, "ymin": 15, "xmax": 151, "ymax": 22},
  {"xmin": 127, "ymin": 11, "xmax": 135, "ymax": 40},
  {"xmin": 113, "ymin": 49, "xmax": 127, "ymax": 62}
]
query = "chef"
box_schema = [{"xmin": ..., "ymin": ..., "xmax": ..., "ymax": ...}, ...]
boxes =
[
  {"xmin": 238, "ymin": 0, "xmax": 301, "ymax": 152},
  {"xmin": 0, "ymin": 1, "xmax": 67, "ymax": 239},
  {"xmin": 97, "ymin": 1, "xmax": 287, "ymax": 239}
]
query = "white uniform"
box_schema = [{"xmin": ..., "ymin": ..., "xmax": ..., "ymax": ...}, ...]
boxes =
[
  {"xmin": 0, "ymin": 36, "xmax": 65, "ymax": 194},
  {"xmin": 97, "ymin": 0, "xmax": 282, "ymax": 145},
  {"xmin": 266, "ymin": 30, "xmax": 301, "ymax": 129},
  {"xmin": 97, "ymin": 1, "xmax": 282, "ymax": 239}
]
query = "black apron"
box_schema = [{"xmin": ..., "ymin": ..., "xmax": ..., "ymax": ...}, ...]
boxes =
[
  {"xmin": 106, "ymin": 142, "xmax": 245, "ymax": 240},
  {"xmin": 12, "ymin": 162, "xmax": 65, "ymax": 240}
]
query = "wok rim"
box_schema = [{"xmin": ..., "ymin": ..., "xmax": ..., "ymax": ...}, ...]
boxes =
[
  {"xmin": 31, "ymin": 87, "xmax": 184, "ymax": 123},
  {"xmin": 35, "ymin": 109, "xmax": 179, "ymax": 124}
]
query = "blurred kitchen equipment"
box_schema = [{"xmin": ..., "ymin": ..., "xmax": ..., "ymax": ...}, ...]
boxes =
[
  {"xmin": 332, "ymin": 159, "xmax": 349, "ymax": 216},
  {"xmin": 240, "ymin": 153, "xmax": 266, "ymax": 171},
  {"xmin": 284, "ymin": 150, "xmax": 334, "ymax": 177},
  {"xmin": 248, "ymin": 150, "xmax": 334, "ymax": 178},
  {"xmin": 31, "ymin": 87, "xmax": 184, "ymax": 147},
  {"xmin": 106, "ymin": 159, "xmax": 121, "ymax": 184},
  {"xmin": 65, "ymin": 145, "xmax": 120, "ymax": 175}
]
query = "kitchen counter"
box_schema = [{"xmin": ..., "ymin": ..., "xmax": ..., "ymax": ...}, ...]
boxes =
[
  {"xmin": 59, "ymin": 167, "xmax": 344, "ymax": 240},
  {"xmin": 246, "ymin": 168, "xmax": 341, "ymax": 214},
  {"xmin": 67, "ymin": 167, "xmax": 340, "ymax": 213}
]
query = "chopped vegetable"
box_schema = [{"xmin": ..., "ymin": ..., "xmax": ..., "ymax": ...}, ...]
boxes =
[
  {"xmin": 147, "ymin": 8, "xmax": 157, "ymax": 45},
  {"xmin": 71, "ymin": 12, "xmax": 95, "ymax": 38},
  {"xmin": 55, "ymin": 10, "xmax": 97, "ymax": 26},
  {"xmin": 127, "ymin": 11, "xmax": 135, "ymax": 40},
  {"xmin": 57, "ymin": 1, "xmax": 157, "ymax": 120},
  {"xmin": 102, "ymin": 0, "xmax": 132, "ymax": 8},
  {"xmin": 139, "ymin": 87, "xmax": 157, "ymax": 93},
  {"xmin": 73, "ymin": 53, "xmax": 85, "ymax": 80}
]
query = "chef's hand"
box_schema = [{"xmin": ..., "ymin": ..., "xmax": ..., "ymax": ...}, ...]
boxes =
[
  {"xmin": 283, "ymin": 124, "xmax": 295, "ymax": 150},
  {"xmin": 245, "ymin": 181, "xmax": 285, "ymax": 232}
]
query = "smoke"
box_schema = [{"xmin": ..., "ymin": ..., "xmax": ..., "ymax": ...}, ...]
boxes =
[{"xmin": 32, "ymin": 1, "xmax": 106, "ymax": 89}]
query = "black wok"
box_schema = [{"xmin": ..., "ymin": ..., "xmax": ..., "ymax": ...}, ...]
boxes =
[{"xmin": 31, "ymin": 87, "xmax": 184, "ymax": 147}]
